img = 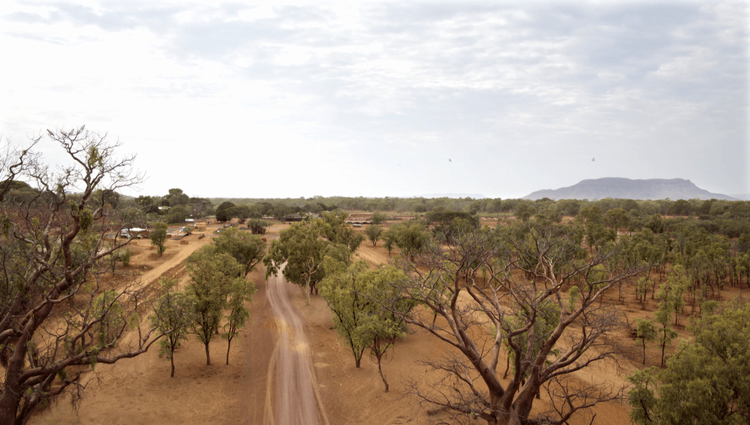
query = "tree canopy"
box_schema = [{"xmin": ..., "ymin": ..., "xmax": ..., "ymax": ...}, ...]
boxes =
[
  {"xmin": 212, "ymin": 227, "xmax": 265, "ymax": 276},
  {"xmin": 628, "ymin": 299, "xmax": 750, "ymax": 425}
]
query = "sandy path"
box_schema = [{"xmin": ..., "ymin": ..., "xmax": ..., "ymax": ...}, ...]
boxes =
[
  {"xmin": 264, "ymin": 272, "xmax": 328, "ymax": 425},
  {"xmin": 135, "ymin": 236, "xmax": 212, "ymax": 288}
]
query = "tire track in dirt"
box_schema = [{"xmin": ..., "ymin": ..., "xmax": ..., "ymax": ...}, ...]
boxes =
[{"xmin": 264, "ymin": 271, "xmax": 329, "ymax": 425}]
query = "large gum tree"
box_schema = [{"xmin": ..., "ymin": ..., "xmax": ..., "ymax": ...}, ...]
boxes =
[
  {"xmin": 0, "ymin": 127, "xmax": 171, "ymax": 425},
  {"xmin": 385, "ymin": 222, "xmax": 645, "ymax": 425}
]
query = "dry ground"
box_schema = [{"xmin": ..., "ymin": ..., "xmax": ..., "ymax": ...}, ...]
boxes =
[{"xmin": 30, "ymin": 220, "xmax": 742, "ymax": 425}]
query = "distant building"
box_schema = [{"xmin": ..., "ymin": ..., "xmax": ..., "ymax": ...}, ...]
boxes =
[
  {"xmin": 283, "ymin": 214, "xmax": 306, "ymax": 222},
  {"xmin": 344, "ymin": 213, "xmax": 373, "ymax": 225}
]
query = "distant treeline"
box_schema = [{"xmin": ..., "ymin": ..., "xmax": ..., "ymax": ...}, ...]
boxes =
[
  {"xmin": 10, "ymin": 179, "xmax": 744, "ymax": 237},
  {"xmin": 210, "ymin": 196, "xmax": 750, "ymax": 217}
]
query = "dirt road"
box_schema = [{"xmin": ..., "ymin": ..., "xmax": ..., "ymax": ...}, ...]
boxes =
[{"xmin": 264, "ymin": 271, "xmax": 328, "ymax": 425}]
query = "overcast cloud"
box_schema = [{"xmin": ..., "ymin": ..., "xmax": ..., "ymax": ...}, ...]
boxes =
[{"xmin": 1, "ymin": 0, "xmax": 747, "ymax": 199}]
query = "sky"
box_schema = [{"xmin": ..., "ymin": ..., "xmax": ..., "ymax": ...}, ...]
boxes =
[{"xmin": 1, "ymin": 0, "xmax": 748, "ymax": 199}]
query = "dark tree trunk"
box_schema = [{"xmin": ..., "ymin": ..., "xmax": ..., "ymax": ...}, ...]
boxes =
[
  {"xmin": 377, "ymin": 357, "xmax": 389, "ymax": 392},
  {"xmin": 205, "ymin": 343, "xmax": 211, "ymax": 366},
  {"xmin": 503, "ymin": 354, "xmax": 510, "ymax": 379},
  {"xmin": 226, "ymin": 339, "xmax": 232, "ymax": 365}
]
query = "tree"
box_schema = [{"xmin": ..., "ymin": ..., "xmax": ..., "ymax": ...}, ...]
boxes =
[
  {"xmin": 264, "ymin": 217, "xmax": 353, "ymax": 304},
  {"xmin": 664, "ymin": 266, "xmax": 688, "ymax": 325},
  {"xmin": 604, "ymin": 208, "xmax": 629, "ymax": 233},
  {"xmin": 382, "ymin": 228, "xmax": 397, "ymax": 256},
  {"xmin": 264, "ymin": 220, "xmax": 328, "ymax": 304},
  {"xmin": 514, "ymin": 202, "xmax": 536, "ymax": 222},
  {"xmin": 0, "ymin": 126, "xmax": 172, "ymax": 424},
  {"xmin": 213, "ymin": 227, "xmax": 265, "ymax": 276},
  {"xmin": 150, "ymin": 222, "xmax": 168, "ymax": 255},
  {"xmin": 319, "ymin": 259, "xmax": 371, "ymax": 368},
  {"xmin": 165, "ymin": 188, "xmax": 189, "ymax": 207},
  {"xmin": 215, "ymin": 201, "xmax": 236, "ymax": 222},
  {"xmin": 634, "ymin": 318, "xmax": 657, "ymax": 365},
  {"xmin": 185, "ymin": 246, "xmax": 246, "ymax": 366},
  {"xmin": 246, "ymin": 219, "xmax": 269, "ymax": 235},
  {"xmin": 188, "ymin": 197, "xmax": 213, "ymax": 219},
  {"xmin": 627, "ymin": 299, "xmax": 750, "ymax": 424},
  {"xmin": 222, "ymin": 277, "xmax": 256, "ymax": 365},
  {"xmin": 319, "ymin": 211, "xmax": 365, "ymax": 253},
  {"xmin": 388, "ymin": 220, "xmax": 430, "ymax": 260},
  {"xmin": 365, "ymin": 225, "xmax": 383, "ymax": 247},
  {"xmin": 319, "ymin": 258, "xmax": 412, "ymax": 391},
  {"xmin": 670, "ymin": 199, "xmax": 692, "ymax": 217},
  {"xmin": 654, "ymin": 282, "xmax": 679, "ymax": 368},
  {"xmin": 371, "ymin": 212, "xmax": 387, "ymax": 225},
  {"xmin": 150, "ymin": 278, "xmax": 193, "ymax": 377},
  {"xmin": 383, "ymin": 222, "xmax": 645, "ymax": 425}
]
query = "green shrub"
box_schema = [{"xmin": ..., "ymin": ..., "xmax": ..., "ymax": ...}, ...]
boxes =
[{"xmin": 120, "ymin": 249, "xmax": 131, "ymax": 266}]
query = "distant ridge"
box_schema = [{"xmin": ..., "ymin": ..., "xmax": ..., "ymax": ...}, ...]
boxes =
[{"xmin": 523, "ymin": 178, "xmax": 736, "ymax": 201}]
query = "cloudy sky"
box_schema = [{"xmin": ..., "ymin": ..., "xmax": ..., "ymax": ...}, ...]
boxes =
[{"xmin": 1, "ymin": 0, "xmax": 747, "ymax": 199}]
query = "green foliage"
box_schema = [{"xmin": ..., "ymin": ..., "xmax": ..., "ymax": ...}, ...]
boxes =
[
  {"xmin": 221, "ymin": 277, "xmax": 256, "ymax": 365},
  {"xmin": 635, "ymin": 318, "xmax": 657, "ymax": 364},
  {"xmin": 185, "ymin": 246, "xmax": 246, "ymax": 366},
  {"xmin": 150, "ymin": 278, "xmax": 192, "ymax": 377},
  {"xmin": 604, "ymin": 208, "xmax": 629, "ymax": 231},
  {"xmin": 213, "ymin": 227, "xmax": 265, "ymax": 276},
  {"xmin": 91, "ymin": 290, "xmax": 125, "ymax": 349},
  {"xmin": 387, "ymin": 220, "xmax": 430, "ymax": 259},
  {"xmin": 149, "ymin": 222, "xmax": 168, "ymax": 256},
  {"xmin": 503, "ymin": 298, "xmax": 561, "ymax": 380},
  {"xmin": 264, "ymin": 219, "xmax": 330, "ymax": 303},
  {"xmin": 664, "ymin": 265, "xmax": 688, "ymax": 325},
  {"xmin": 514, "ymin": 202, "xmax": 536, "ymax": 222},
  {"xmin": 246, "ymin": 219, "xmax": 270, "ymax": 235},
  {"xmin": 319, "ymin": 257, "xmax": 412, "ymax": 389},
  {"xmin": 426, "ymin": 211, "xmax": 480, "ymax": 242},
  {"xmin": 628, "ymin": 300, "xmax": 750, "ymax": 425},
  {"xmin": 365, "ymin": 225, "xmax": 383, "ymax": 247},
  {"xmin": 654, "ymin": 277, "xmax": 680, "ymax": 367},
  {"xmin": 120, "ymin": 248, "xmax": 131, "ymax": 266},
  {"xmin": 382, "ymin": 228, "xmax": 397, "ymax": 256},
  {"xmin": 371, "ymin": 212, "xmax": 387, "ymax": 225},
  {"xmin": 320, "ymin": 211, "xmax": 365, "ymax": 252},
  {"xmin": 264, "ymin": 215, "xmax": 358, "ymax": 303},
  {"xmin": 164, "ymin": 205, "xmax": 189, "ymax": 224},
  {"xmin": 215, "ymin": 201, "xmax": 236, "ymax": 222}
]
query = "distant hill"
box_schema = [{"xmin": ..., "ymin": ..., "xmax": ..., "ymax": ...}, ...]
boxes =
[{"xmin": 523, "ymin": 178, "xmax": 736, "ymax": 201}]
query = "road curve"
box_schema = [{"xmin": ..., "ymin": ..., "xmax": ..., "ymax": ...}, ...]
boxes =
[{"xmin": 264, "ymin": 271, "xmax": 328, "ymax": 425}]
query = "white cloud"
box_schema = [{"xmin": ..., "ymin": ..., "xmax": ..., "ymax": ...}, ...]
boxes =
[{"xmin": 0, "ymin": 1, "xmax": 747, "ymax": 199}]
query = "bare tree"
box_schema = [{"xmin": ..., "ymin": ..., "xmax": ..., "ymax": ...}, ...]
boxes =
[
  {"xmin": 0, "ymin": 127, "xmax": 170, "ymax": 425},
  {"xmin": 0, "ymin": 136, "xmax": 40, "ymax": 203},
  {"xmin": 386, "ymin": 223, "xmax": 644, "ymax": 425}
]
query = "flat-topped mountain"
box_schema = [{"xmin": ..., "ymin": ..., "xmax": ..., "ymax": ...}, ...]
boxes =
[{"xmin": 523, "ymin": 178, "xmax": 735, "ymax": 201}]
